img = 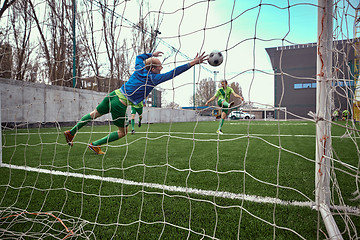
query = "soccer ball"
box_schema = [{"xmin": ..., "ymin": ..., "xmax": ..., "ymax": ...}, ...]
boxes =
[{"xmin": 208, "ymin": 50, "xmax": 223, "ymax": 66}]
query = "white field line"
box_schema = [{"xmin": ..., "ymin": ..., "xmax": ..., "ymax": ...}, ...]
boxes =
[
  {"xmin": 5, "ymin": 131, "xmax": 358, "ymax": 139},
  {"xmin": 1, "ymin": 163, "xmax": 360, "ymax": 214}
]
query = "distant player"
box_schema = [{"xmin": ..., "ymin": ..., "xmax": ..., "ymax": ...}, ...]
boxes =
[
  {"xmin": 205, "ymin": 80, "xmax": 244, "ymax": 134},
  {"xmin": 64, "ymin": 51, "xmax": 207, "ymax": 154},
  {"xmin": 130, "ymin": 100, "xmax": 144, "ymax": 134},
  {"xmin": 342, "ymin": 109, "xmax": 350, "ymax": 120},
  {"xmin": 332, "ymin": 109, "xmax": 339, "ymax": 121}
]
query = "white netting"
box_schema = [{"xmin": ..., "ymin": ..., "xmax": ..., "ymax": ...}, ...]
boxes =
[{"xmin": 0, "ymin": 0, "xmax": 359, "ymax": 239}]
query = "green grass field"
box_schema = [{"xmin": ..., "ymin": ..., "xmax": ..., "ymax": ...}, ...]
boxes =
[{"xmin": 0, "ymin": 120, "xmax": 359, "ymax": 239}]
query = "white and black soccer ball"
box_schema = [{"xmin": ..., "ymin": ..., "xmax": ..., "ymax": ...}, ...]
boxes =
[{"xmin": 208, "ymin": 50, "xmax": 223, "ymax": 67}]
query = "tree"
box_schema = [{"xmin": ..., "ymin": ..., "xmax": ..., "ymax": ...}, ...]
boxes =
[
  {"xmin": 28, "ymin": 0, "xmax": 85, "ymax": 87},
  {"xmin": 0, "ymin": 0, "xmax": 16, "ymax": 19},
  {"xmin": 3, "ymin": 0, "xmax": 158, "ymax": 91},
  {"xmin": 189, "ymin": 78, "xmax": 216, "ymax": 106},
  {"xmin": 0, "ymin": 42, "xmax": 12, "ymax": 78},
  {"xmin": 78, "ymin": 0, "xmax": 158, "ymax": 93},
  {"xmin": 229, "ymin": 81, "xmax": 243, "ymax": 108},
  {"xmin": 78, "ymin": 0, "xmax": 103, "ymax": 91},
  {"xmin": 11, "ymin": 0, "xmax": 33, "ymax": 81},
  {"xmin": 166, "ymin": 102, "xmax": 180, "ymax": 109}
]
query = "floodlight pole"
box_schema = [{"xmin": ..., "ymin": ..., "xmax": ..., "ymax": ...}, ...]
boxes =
[
  {"xmin": 72, "ymin": 0, "xmax": 76, "ymax": 88},
  {"xmin": 193, "ymin": 67, "xmax": 196, "ymax": 110},
  {"xmin": 0, "ymin": 93, "xmax": 2, "ymax": 165},
  {"xmin": 316, "ymin": 0, "xmax": 342, "ymax": 239},
  {"xmin": 213, "ymin": 71, "xmax": 218, "ymax": 96}
]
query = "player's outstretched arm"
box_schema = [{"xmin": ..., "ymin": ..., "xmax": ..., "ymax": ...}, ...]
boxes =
[
  {"xmin": 189, "ymin": 52, "xmax": 208, "ymax": 67},
  {"xmin": 205, "ymin": 95, "xmax": 216, "ymax": 106},
  {"xmin": 232, "ymin": 92, "xmax": 244, "ymax": 101}
]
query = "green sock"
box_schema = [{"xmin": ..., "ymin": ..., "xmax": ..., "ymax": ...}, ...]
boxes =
[
  {"xmin": 218, "ymin": 119, "xmax": 224, "ymax": 130},
  {"xmin": 70, "ymin": 113, "xmax": 92, "ymax": 135},
  {"xmin": 92, "ymin": 131, "xmax": 119, "ymax": 146},
  {"xmin": 131, "ymin": 119, "xmax": 135, "ymax": 130}
]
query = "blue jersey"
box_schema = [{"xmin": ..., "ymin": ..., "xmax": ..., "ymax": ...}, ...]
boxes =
[{"xmin": 120, "ymin": 53, "xmax": 191, "ymax": 105}]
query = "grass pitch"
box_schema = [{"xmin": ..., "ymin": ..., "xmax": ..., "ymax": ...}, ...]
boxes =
[{"xmin": 0, "ymin": 120, "xmax": 359, "ymax": 239}]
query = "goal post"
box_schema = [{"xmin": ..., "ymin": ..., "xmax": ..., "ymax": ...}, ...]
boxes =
[
  {"xmin": 354, "ymin": 4, "xmax": 360, "ymax": 121},
  {"xmin": 0, "ymin": 91, "xmax": 2, "ymax": 166},
  {"xmin": 315, "ymin": 0, "xmax": 342, "ymax": 239}
]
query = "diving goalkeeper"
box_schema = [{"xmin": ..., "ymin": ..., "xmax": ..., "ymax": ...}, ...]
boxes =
[{"xmin": 64, "ymin": 51, "xmax": 207, "ymax": 154}]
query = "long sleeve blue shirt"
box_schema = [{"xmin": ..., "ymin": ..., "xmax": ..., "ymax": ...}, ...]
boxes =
[{"xmin": 120, "ymin": 53, "xmax": 191, "ymax": 105}]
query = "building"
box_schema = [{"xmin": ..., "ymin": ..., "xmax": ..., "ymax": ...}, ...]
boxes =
[{"xmin": 266, "ymin": 39, "xmax": 357, "ymax": 119}]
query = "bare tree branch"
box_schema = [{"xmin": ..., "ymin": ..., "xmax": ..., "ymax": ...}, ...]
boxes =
[{"xmin": 0, "ymin": 0, "xmax": 16, "ymax": 18}]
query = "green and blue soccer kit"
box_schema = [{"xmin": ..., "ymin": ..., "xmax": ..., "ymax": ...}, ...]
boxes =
[{"xmin": 70, "ymin": 53, "xmax": 193, "ymax": 146}]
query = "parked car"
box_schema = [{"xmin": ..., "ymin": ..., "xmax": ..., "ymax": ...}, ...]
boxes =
[{"xmin": 228, "ymin": 111, "xmax": 255, "ymax": 120}]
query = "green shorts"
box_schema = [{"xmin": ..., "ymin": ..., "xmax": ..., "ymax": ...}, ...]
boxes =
[
  {"xmin": 96, "ymin": 91, "xmax": 128, "ymax": 128},
  {"xmin": 217, "ymin": 99, "xmax": 229, "ymax": 114},
  {"xmin": 131, "ymin": 106, "xmax": 143, "ymax": 115}
]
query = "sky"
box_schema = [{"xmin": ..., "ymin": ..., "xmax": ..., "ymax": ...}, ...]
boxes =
[
  {"xmin": 3, "ymin": 0, "xmax": 357, "ymax": 108},
  {"xmin": 120, "ymin": 0, "xmax": 357, "ymax": 108}
]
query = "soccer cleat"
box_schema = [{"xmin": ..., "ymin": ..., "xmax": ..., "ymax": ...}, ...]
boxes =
[
  {"xmin": 138, "ymin": 121, "xmax": 142, "ymax": 128},
  {"xmin": 216, "ymin": 130, "xmax": 224, "ymax": 135},
  {"xmin": 131, "ymin": 130, "xmax": 135, "ymax": 135},
  {"xmin": 229, "ymin": 101, "xmax": 235, "ymax": 109},
  {"xmin": 64, "ymin": 130, "xmax": 74, "ymax": 147},
  {"xmin": 88, "ymin": 143, "xmax": 105, "ymax": 155}
]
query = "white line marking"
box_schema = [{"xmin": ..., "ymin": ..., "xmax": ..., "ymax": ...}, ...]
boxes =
[
  {"xmin": 1, "ymin": 163, "xmax": 359, "ymax": 214},
  {"xmin": 5, "ymin": 131, "xmax": 358, "ymax": 139}
]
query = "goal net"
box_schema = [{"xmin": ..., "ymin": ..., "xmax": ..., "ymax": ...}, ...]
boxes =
[{"xmin": 0, "ymin": 0, "xmax": 359, "ymax": 239}]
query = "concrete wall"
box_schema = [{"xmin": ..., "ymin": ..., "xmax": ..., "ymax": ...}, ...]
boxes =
[{"xmin": 0, "ymin": 78, "xmax": 213, "ymax": 126}]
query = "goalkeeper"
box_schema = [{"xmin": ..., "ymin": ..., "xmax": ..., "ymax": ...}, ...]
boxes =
[
  {"xmin": 205, "ymin": 80, "xmax": 244, "ymax": 134},
  {"xmin": 130, "ymin": 100, "xmax": 145, "ymax": 135},
  {"xmin": 64, "ymin": 51, "xmax": 207, "ymax": 154}
]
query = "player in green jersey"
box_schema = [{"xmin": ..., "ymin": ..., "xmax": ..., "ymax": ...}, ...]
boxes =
[
  {"xmin": 130, "ymin": 100, "xmax": 144, "ymax": 134},
  {"xmin": 205, "ymin": 80, "xmax": 244, "ymax": 134},
  {"xmin": 342, "ymin": 109, "xmax": 350, "ymax": 120}
]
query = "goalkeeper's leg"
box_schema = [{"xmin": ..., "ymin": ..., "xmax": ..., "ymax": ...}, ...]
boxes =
[
  {"xmin": 137, "ymin": 107, "xmax": 143, "ymax": 128},
  {"xmin": 64, "ymin": 92, "xmax": 114, "ymax": 146},
  {"xmin": 64, "ymin": 110, "xmax": 102, "ymax": 146},
  {"xmin": 88, "ymin": 94, "xmax": 128, "ymax": 154},
  {"xmin": 131, "ymin": 114, "xmax": 135, "ymax": 134},
  {"xmin": 89, "ymin": 127, "xmax": 127, "ymax": 154},
  {"xmin": 138, "ymin": 114, "xmax": 142, "ymax": 127},
  {"xmin": 71, "ymin": 110, "xmax": 101, "ymax": 135}
]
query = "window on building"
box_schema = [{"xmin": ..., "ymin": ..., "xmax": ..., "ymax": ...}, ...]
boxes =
[
  {"xmin": 303, "ymin": 83, "xmax": 312, "ymax": 88},
  {"xmin": 333, "ymin": 81, "xmax": 355, "ymax": 87},
  {"xmin": 294, "ymin": 83, "xmax": 317, "ymax": 89},
  {"xmin": 294, "ymin": 83, "xmax": 303, "ymax": 89}
]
